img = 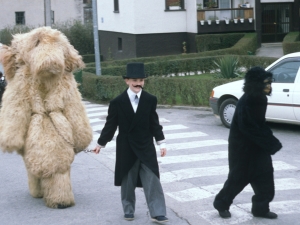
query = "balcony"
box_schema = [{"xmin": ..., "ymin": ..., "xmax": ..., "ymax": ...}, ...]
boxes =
[{"xmin": 197, "ymin": 8, "xmax": 255, "ymax": 34}]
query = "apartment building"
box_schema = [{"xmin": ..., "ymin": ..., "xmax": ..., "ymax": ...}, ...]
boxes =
[{"xmin": 96, "ymin": 0, "xmax": 300, "ymax": 60}]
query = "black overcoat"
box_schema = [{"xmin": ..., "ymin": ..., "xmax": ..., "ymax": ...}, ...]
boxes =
[
  {"xmin": 98, "ymin": 89, "xmax": 164, "ymax": 186},
  {"xmin": 228, "ymin": 93, "xmax": 282, "ymax": 179}
]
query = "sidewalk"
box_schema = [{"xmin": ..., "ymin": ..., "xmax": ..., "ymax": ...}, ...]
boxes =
[{"xmin": 255, "ymin": 42, "xmax": 284, "ymax": 58}]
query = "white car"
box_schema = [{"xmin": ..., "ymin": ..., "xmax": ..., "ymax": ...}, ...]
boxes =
[{"xmin": 209, "ymin": 52, "xmax": 300, "ymax": 128}]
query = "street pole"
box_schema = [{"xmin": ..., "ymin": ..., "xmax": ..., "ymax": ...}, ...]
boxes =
[
  {"xmin": 44, "ymin": 0, "xmax": 52, "ymax": 27},
  {"xmin": 92, "ymin": 0, "xmax": 101, "ymax": 76}
]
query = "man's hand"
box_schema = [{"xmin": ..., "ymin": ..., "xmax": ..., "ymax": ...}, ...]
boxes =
[
  {"xmin": 160, "ymin": 148, "xmax": 167, "ymax": 157},
  {"xmin": 92, "ymin": 145, "xmax": 101, "ymax": 154}
]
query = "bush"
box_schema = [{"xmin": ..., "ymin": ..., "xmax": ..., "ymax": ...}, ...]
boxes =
[
  {"xmin": 0, "ymin": 25, "xmax": 34, "ymax": 45},
  {"xmin": 81, "ymin": 74, "xmax": 239, "ymax": 106},
  {"xmin": 214, "ymin": 56, "xmax": 241, "ymax": 79},
  {"xmin": 53, "ymin": 20, "xmax": 94, "ymax": 55},
  {"xmin": 0, "ymin": 20, "xmax": 94, "ymax": 56},
  {"xmin": 196, "ymin": 33, "xmax": 244, "ymax": 52},
  {"xmin": 282, "ymin": 32, "xmax": 300, "ymax": 55}
]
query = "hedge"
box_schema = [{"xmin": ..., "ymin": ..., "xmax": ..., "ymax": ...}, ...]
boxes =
[
  {"xmin": 282, "ymin": 32, "xmax": 300, "ymax": 55},
  {"xmin": 84, "ymin": 33, "xmax": 257, "ymax": 68},
  {"xmin": 83, "ymin": 55, "xmax": 277, "ymax": 77},
  {"xmin": 80, "ymin": 74, "xmax": 239, "ymax": 106}
]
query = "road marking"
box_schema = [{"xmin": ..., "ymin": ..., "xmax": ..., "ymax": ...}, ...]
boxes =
[
  {"xmin": 166, "ymin": 178, "xmax": 300, "ymax": 202},
  {"xmin": 84, "ymin": 103, "xmax": 106, "ymax": 108},
  {"xmin": 197, "ymin": 205, "xmax": 253, "ymax": 225},
  {"xmin": 156, "ymin": 139, "xmax": 228, "ymax": 152},
  {"xmin": 89, "ymin": 118, "xmax": 106, "ymax": 123},
  {"xmin": 197, "ymin": 200, "xmax": 300, "ymax": 225},
  {"xmin": 160, "ymin": 161, "xmax": 296, "ymax": 183},
  {"xmin": 87, "ymin": 111, "xmax": 108, "ymax": 117},
  {"xmin": 86, "ymin": 107, "xmax": 108, "ymax": 112},
  {"xmin": 163, "ymin": 125, "xmax": 188, "ymax": 131},
  {"xmin": 92, "ymin": 125, "xmax": 105, "ymax": 131},
  {"xmin": 160, "ymin": 118, "xmax": 170, "ymax": 123},
  {"xmin": 164, "ymin": 131, "xmax": 207, "ymax": 140},
  {"xmin": 158, "ymin": 151, "xmax": 227, "ymax": 165}
]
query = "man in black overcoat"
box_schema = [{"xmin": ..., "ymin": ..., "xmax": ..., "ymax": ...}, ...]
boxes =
[
  {"xmin": 93, "ymin": 62, "xmax": 168, "ymax": 224},
  {"xmin": 213, "ymin": 67, "xmax": 282, "ymax": 219}
]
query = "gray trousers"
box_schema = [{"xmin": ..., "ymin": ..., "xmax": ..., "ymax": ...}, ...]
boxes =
[{"xmin": 121, "ymin": 159, "xmax": 167, "ymax": 217}]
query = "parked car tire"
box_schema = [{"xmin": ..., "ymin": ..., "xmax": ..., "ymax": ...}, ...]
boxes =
[{"xmin": 219, "ymin": 98, "xmax": 237, "ymax": 128}]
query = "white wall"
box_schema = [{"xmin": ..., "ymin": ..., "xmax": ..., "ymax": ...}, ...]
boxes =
[
  {"xmin": 185, "ymin": 0, "xmax": 198, "ymax": 33},
  {"xmin": 0, "ymin": 0, "xmax": 84, "ymax": 30},
  {"xmin": 98, "ymin": 0, "xmax": 197, "ymax": 34},
  {"xmin": 51, "ymin": 0, "xmax": 83, "ymax": 24}
]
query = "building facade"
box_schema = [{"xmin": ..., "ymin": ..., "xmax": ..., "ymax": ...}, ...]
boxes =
[
  {"xmin": 0, "ymin": 0, "xmax": 92, "ymax": 29},
  {"xmin": 97, "ymin": 0, "xmax": 300, "ymax": 61}
]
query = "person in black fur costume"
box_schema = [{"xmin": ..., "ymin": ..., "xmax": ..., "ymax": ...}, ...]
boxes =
[{"xmin": 213, "ymin": 67, "xmax": 282, "ymax": 219}]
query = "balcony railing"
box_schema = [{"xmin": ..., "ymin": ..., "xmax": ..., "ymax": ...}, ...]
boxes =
[
  {"xmin": 197, "ymin": 8, "xmax": 254, "ymax": 34},
  {"xmin": 197, "ymin": 8, "xmax": 253, "ymax": 21}
]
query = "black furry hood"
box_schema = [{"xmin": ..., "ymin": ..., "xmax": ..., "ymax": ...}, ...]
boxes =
[{"xmin": 243, "ymin": 67, "xmax": 273, "ymax": 96}]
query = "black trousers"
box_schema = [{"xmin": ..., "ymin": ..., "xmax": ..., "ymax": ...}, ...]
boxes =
[{"xmin": 213, "ymin": 171, "xmax": 275, "ymax": 216}]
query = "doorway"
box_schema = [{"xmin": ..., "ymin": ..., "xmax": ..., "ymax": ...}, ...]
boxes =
[{"xmin": 261, "ymin": 3, "xmax": 292, "ymax": 43}]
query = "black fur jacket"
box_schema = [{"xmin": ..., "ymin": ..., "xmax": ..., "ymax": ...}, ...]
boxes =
[{"xmin": 228, "ymin": 92, "xmax": 282, "ymax": 179}]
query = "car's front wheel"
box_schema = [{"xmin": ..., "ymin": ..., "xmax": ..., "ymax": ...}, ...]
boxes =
[{"xmin": 219, "ymin": 98, "xmax": 237, "ymax": 128}]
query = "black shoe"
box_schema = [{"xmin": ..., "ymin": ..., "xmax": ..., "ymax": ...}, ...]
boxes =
[
  {"xmin": 218, "ymin": 210, "xmax": 231, "ymax": 218},
  {"xmin": 253, "ymin": 211, "xmax": 277, "ymax": 219},
  {"xmin": 151, "ymin": 216, "xmax": 169, "ymax": 223},
  {"xmin": 57, "ymin": 204, "xmax": 71, "ymax": 209},
  {"xmin": 124, "ymin": 214, "xmax": 134, "ymax": 221}
]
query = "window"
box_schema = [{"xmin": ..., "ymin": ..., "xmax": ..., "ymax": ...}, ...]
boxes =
[
  {"xmin": 114, "ymin": 0, "xmax": 119, "ymax": 12},
  {"xmin": 51, "ymin": 10, "xmax": 54, "ymax": 24},
  {"xmin": 84, "ymin": 7, "xmax": 93, "ymax": 24},
  {"xmin": 15, "ymin": 12, "xmax": 25, "ymax": 25},
  {"xmin": 270, "ymin": 61, "xmax": 300, "ymax": 83},
  {"xmin": 166, "ymin": 0, "xmax": 185, "ymax": 10},
  {"xmin": 118, "ymin": 38, "xmax": 122, "ymax": 51}
]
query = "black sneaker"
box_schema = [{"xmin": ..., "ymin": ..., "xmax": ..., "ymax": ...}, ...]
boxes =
[
  {"xmin": 218, "ymin": 210, "xmax": 231, "ymax": 218},
  {"xmin": 151, "ymin": 216, "xmax": 168, "ymax": 223},
  {"xmin": 253, "ymin": 211, "xmax": 277, "ymax": 219},
  {"xmin": 124, "ymin": 214, "xmax": 134, "ymax": 221},
  {"xmin": 57, "ymin": 204, "xmax": 71, "ymax": 209}
]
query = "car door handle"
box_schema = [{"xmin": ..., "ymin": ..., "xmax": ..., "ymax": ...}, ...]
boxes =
[{"xmin": 283, "ymin": 89, "xmax": 289, "ymax": 92}]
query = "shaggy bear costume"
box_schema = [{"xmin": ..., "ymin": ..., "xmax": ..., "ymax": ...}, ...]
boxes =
[
  {"xmin": 213, "ymin": 67, "xmax": 282, "ymax": 219},
  {"xmin": 0, "ymin": 27, "xmax": 93, "ymax": 208}
]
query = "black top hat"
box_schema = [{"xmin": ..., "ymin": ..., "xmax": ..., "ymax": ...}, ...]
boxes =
[{"xmin": 123, "ymin": 62, "xmax": 147, "ymax": 79}]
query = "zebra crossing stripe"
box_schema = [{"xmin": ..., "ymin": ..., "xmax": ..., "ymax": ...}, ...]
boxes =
[
  {"xmin": 160, "ymin": 118, "xmax": 170, "ymax": 122},
  {"xmin": 163, "ymin": 125, "xmax": 188, "ymax": 131},
  {"xmin": 198, "ymin": 200, "xmax": 300, "ymax": 225},
  {"xmin": 92, "ymin": 125, "xmax": 105, "ymax": 131},
  {"xmin": 164, "ymin": 131, "xmax": 207, "ymax": 140},
  {"xmin": 158, "ymin": 151, "xmax": 227, "ymax": 165},
  {"xmin": 155, "ymin": 139, "xmax": 228, "ymax": 152},
  {"xmin": 84, "ymin": 104, "xmax": 106, "ymax": 108},
  {"xmin": 89, "ymin": 118, "xmax": 106, "ymax": 123},
  {"xmin": 197, "ymin": 205, "xmax": 253, "ymax": 225},
  {"xmin": 160, "ymin": 161, "xmax": 297, "ymax": 183},
  {"xmin": 166, "ymin": 178, "xmax": 300, "ymax": 202},
  {"xmin": 86, "ymin": 107, "xmax": 108, "ymax": 112},
  {"xmin": 237, "ymin": 200, "xmax": 300, "ymax": 215},
  {"xmin": 87, "ymin": 111, "xmax": 107, "ymax": 117}
]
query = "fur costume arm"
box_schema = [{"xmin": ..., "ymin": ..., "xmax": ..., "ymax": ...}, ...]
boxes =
[
  {"xmin": 0, "ymin": 68, "xmax": 31, "ymax": 154},
  {"xmin": 237, "ymin": 96, "xmax": 282, "ymax": 155},
  {"xmin": 0, "ymin": 45, "xmax": 16, "ymax": 82},
  {"xmin": 63, "ymin": 75, "xmax": 92, "ymax": 153}
]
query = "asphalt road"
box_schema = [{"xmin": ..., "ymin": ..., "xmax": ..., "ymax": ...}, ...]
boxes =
[{"xmin": 1, "ymin": 102, "xmax": 300, "ymax": 225}]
